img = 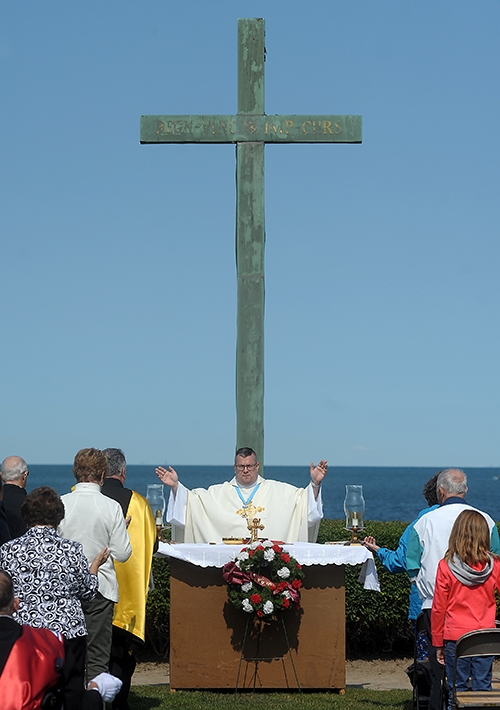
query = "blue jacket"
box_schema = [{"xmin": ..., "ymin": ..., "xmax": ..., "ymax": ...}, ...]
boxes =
[{"xmin": 376, "ymin": 504, "xmax": 439, "ymax": 620}]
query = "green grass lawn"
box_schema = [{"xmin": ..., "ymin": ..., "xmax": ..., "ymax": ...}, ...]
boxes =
[{"xmin": 128, "ymin": 686, "xmax": 413, "ymax": 710}]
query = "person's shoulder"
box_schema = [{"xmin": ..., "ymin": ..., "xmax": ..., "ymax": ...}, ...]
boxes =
[
  {"xmin": 204, "ymin": 481, "xmax": 227, "ymax": 492},
  {"xmin": 449, "ymin": 501, "xmax": 496, "ymax": 527},
  {"xmin": 21, "ymin": 624, "xmax": 64, "ymax": 648},
  {"xmin": 99, "ymin": 492, "xmax": 125, "ymax": 512},
  {"xmin": 0, "ymin": 615, "xmax": 20, "ymax": 629},
  {"xmin": 0, "ymin": 536, "xmax": 16, "ymax": 554},
  {"xmin": 413, "ymin": 504, "xmax": 442, "ymax": 530},
  {"xmin": 413, "ymin": 503, "xmax": 440, "ymax": 524},
  {"xmin": 129, "ymin": 489, "xmax": 149, "ymax": 506},
  {"xmin": 58, "ymin": 533, "xmax": 85, "ymax": 552},
  {"xmin": 261, "ymin": 479, "xmax": 299, "ymax": 492},
  {"xmin": 435, "ymin": 557, "xmax": 451, "ymax": 579},
  {"xmin": 474, "ymin": 505, "xmax": 496, "ymax": 525},
  {"xmin": 2, "ymin": 484, "xmax": 25, "ymax": 499}
]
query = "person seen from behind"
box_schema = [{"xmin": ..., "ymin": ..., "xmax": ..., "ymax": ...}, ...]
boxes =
[
  {"xmin": 363, "ymin": 472, "xmax": 440, "ymax": 631},
  {"xmin": 432, "ymin": 509, "xmax": 500, "ymax": 709}
]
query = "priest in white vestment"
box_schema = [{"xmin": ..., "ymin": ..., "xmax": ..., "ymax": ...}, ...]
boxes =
[{"xmin": 155, "ymin": 447, "xmax": 328, "ymax": 543}]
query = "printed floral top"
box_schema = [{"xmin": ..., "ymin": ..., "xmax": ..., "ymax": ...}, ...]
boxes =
[{"xmin": 0, "ymin": 526, "xmax": 98, "ymax": 638}]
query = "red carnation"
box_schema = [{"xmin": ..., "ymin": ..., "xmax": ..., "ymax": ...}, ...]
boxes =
[
  {"xmin": 277, "ymin": 581, "xmax": 288, "ymax": 592},
  {"xmin": 283, "ymin": 598, "xmax": 291, "ymax": 609},
  {"xmin": 280, "ymin": 553, "xmax": 291, "ymax": 563},
  {"xmin": 256, "ymin": 610, "xmax": 263, "ymax": 618},
  {"xmin": 296, "ymin": 563, "xmax": 302, "ymax": 569},
  {"xmin": 256, "ymin": 546, "xmax": 264, "ymax": 553},
  {"xmin": 250, "ymin": 593, "xmax": 262, "ymax": 605},
  {"xmin": 291, "ymin": 579, "xmax": 302, "ymax": 589},
  {"xmin": 248, "ymin": 550, "xmax": 255, "ymax": 557}
]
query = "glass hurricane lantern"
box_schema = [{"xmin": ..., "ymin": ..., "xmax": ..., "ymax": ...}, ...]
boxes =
[
  {"xmin": 344, "ymin": 484, "xmax": 365, "ymax": 546},
  {"xmin": 146, "ymin": 483, "xmax": 166, "ymax": 537}
]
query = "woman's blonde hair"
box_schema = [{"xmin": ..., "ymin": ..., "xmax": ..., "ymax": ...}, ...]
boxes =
[{"xmin": 444, "ymin": 509, "xmax": 493, "ymax": 566}]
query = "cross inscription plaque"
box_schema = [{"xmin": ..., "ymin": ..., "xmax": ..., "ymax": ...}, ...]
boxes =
[{"xmin": 141, "ymin": 19, "xmax": 362, "ymax": 465}]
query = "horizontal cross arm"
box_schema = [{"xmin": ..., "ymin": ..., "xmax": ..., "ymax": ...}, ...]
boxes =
[{"xmin": 140, "ymin": 114, "xmax": 362, "ymax": 144}]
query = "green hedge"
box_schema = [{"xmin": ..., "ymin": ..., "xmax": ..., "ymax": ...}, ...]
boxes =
[
  {"xmin": 145, "ymin": 519, "xmax": 424, "ymax": 657},
  {"xmin": 145, "ymin": 556, "xmax": 170, "ymax": 657},
  {"xmin": 317, "ymin": 519, "xmax": 413, "ymax": 654}
]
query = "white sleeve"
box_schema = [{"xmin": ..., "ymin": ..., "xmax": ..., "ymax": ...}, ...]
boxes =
[
  {"xmin": 166, "ymin": 482, "xmax": 188, "ymax": 527},
  {"xmin": 307, "ymin": 484, "xmax": 323, "ymax": 527}
]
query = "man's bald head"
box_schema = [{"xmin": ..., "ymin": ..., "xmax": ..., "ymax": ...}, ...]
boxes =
[
  {"xmin": 436, "ymin": 468, "xmax": 468, "ymax": 503},
  {"xmin": 1, "ymin": 456, "xmax": 29, "ymax": 487}
]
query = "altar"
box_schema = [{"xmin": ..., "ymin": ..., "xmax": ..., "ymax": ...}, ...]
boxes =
[{"xmin": 157, "ymin": 542, "xmax": 379, "ymax": 690}]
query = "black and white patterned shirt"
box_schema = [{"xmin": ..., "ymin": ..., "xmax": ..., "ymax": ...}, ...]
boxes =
[{"xmin": 0, "ymin": 526, "xmax": 98, "ymax": 638}]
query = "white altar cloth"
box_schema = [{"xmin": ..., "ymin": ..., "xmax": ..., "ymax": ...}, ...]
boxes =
[{"xmin": 157, "ymin": 541, "xmax": 380, "ymax": 591}]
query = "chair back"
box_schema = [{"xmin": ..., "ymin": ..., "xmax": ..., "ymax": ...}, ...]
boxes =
[{"xmin": 455, "ymin": 629, "xmax": 500, "ymax": 659}]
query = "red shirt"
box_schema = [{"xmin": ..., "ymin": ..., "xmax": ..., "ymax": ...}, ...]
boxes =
[
  {"xmin": 0, "ymin": 625, "xmax": 64, "ymax": 709},
  {"xmin": 432, "ymin": 556, "xmax": 500, "ymax": 647}
]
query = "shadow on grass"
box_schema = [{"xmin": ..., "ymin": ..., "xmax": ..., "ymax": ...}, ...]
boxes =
[{"xmin": 129, "ymin": 686, "xmax": 413, "ymax": 710}]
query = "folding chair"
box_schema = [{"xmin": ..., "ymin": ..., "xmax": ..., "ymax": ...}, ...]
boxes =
[{"xmin": 452, "ymin": 629, "xmax": 500, "ymax": 710}]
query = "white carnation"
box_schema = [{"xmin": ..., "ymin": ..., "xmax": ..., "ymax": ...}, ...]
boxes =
[
  {"xmin": 237, "ymin": 551, "xmax": 249, "ymax": 562},
  {"xmin": 263, "ymin": 600, "xmax": 274, "ymax": 615},
  {"xmin": 241, "ymin": 582, "xmax": 252, "ymax": 593},
  {"xmin": 283, "ymin": 590, "xmax": 292, "ymax": 599},
  {"xmin": 242, "ymin": 599, "xmax": 253, "ymax": 613},
  {"xmin": 263, "ymin": 549, "xmax": 275, "ymax": 561},
  {"xmin": 277, "ymin": 567, "xmax": 290, "ymax": 579},
  {"xmin": 262, "ymin": 539, "xmax": 273, "ymax": 548}
]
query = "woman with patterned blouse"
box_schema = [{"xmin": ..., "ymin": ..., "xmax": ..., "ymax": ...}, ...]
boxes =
[{"xmin": 0, "ymin": 486, "xmax": 109, "ymax": 709}]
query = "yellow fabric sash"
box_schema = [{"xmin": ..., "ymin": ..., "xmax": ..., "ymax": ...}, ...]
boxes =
[{"xmin": 112, "ymin": 490, "xmax": 156, "ymax": 642}]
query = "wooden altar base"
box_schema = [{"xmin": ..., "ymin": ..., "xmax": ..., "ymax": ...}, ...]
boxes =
[{"xmin": 169, "ymin": 558, "xmax": 346, "ymax": 690}]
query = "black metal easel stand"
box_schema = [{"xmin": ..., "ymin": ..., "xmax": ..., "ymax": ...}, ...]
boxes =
[{"xmin": 235, "ymin": 615, "xmax": 301, "ymax": 693}]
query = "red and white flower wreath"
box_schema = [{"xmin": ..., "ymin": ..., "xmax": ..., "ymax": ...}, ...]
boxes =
[{"xmin": 222, "ymin": 539, "xmax": 304, "ymax": 619}]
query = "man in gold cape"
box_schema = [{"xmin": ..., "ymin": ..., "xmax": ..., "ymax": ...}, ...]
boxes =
[
  {"xmin": 102, "ymin": 449, "xmax": 157, "ymax": 710},
  {"xmin": 156, "ymin": 447, "xmax": 328, "ymax": 543}
]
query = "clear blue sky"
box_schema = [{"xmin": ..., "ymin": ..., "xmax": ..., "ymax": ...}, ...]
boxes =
[{"xmin": 2, "ymin": 1, "xmax": 499, "ymax": 466}]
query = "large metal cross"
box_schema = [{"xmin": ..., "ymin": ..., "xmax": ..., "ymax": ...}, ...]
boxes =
[{"xmin": 141, "ymin": 18, "xmax": 361, "ymax": 466}]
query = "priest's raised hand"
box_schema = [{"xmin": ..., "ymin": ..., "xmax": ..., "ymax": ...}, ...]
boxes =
[
  {"xmin": 310, "ymin": 460, "xmax": 328, "ymax": 499},
  {"xmin": 156, "ymin": 465, "xmax": 179, "ymax": 495}
]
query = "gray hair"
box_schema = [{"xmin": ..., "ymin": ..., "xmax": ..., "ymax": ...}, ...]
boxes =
[
  {"xmin": 102, "ymin": 448, "xmax": 126, "ymax": 478},
  {"xmin": 1, "ymin": 456, "xmax": 28, "ymax": 482},
  {"xmin": 437, "ymin": 468, "xmax": 468, "ymax": 496}
]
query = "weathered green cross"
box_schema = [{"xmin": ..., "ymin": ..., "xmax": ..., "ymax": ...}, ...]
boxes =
[{"xmin": 141, "ymin": 18, "xmax": 361, "ymax": 466}]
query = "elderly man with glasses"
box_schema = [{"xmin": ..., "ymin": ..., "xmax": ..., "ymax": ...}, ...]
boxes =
[{"xmin": 156, "ymin": 447, "xmax": 328, "ymax": 544}]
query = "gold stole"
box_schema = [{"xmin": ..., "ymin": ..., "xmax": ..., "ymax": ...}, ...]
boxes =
[{"xmin": 112, "ymin": 490, "xmax": 157, "ymax": 642}]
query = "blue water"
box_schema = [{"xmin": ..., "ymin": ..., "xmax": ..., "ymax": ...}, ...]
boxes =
[{"xmin": 26, "ymin": 465, "xmax": 500, "ymax": 523}]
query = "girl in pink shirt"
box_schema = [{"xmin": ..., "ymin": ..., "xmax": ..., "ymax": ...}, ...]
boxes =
[{"xmin": 432, "ymin": 509, "xmax": 500, "ymax": 706}]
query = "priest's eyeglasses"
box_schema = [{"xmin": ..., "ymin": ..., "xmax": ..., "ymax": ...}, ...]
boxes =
[{"xmin": 235, "ymin": 463, "xmax": 258, "ymax": 471}]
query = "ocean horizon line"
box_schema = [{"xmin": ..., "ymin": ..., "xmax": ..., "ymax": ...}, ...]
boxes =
[{"xmin": 26, "ymin": 463, "xmax": 500, "ymax": 470}]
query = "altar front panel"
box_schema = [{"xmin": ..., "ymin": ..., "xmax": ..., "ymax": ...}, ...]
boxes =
[{"xmin": 169, "ymin": 558, "xmax": 345, "ymax": 690}]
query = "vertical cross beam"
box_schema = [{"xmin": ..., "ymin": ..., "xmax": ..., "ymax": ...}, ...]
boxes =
[{"xmin": 236, "ymin": 19, "xmax": 265, "ymax": 462}]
